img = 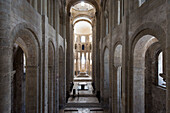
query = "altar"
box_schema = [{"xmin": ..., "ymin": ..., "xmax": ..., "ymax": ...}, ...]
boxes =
[
  {"xmin": 78, "ymin": 82, "xmax": 88, "ymax": 90},
  {"xmin": 78, "ymin": 72, "xmax": 89, "ymax": 77}
]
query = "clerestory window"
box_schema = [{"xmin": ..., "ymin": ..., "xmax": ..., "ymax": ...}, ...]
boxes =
[
  {"xmin": 158, "ymin": 52, "xmax": 166, "ymax": 88},
  {"xmin": 139, "ymin": 0, "xmax": 146, "ymax": 7}
]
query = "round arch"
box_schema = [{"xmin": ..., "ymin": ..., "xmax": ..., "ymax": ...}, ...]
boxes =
[
  {"xmin": 73, "ymin": 15, "xmax": 92, "ymax": 23},
  {"xmin": 73, "ymin": 19, "xmax": 92, "ymax": 26},
  {"xmin": 113, "ymin": 44, "xmax": 122, "ymax": 67},
  {"xmin": 48, "ymin": 40, "xmax": 55, "ymax": 66},
  {"xmin": 67, "ymin": 0, "xmax": 99, "ymax": 14},
  {"xmin": 130, "ymin": 23, "xmax": 166, "ymax": 113},
  {"xmin": 131, "ymin": 22, "xmax": 166, "ymax": 51},
  {"xmin": 11, "ymin": 23, "xmax": 40, "ymax": 113}
]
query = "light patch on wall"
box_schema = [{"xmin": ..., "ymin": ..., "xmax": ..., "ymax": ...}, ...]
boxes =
[
  {"xmin": 71, "ymin": 2, "xmax": 94, "ymax": 11},
  {"xmin": 81, "ymin": 36, "xmax": 86, "ymax": 42},
  {"xmin": 74, "ymin": 21, "xmax": 92, "ymax": 34},
  {"xmin": 81, "ymin": 1, "xmax": 85, "ymax": 6},
  {"xmin": 75, "ymin": 35, "xmax": 77, "ymax": 42},
  {"xmin": 158, "ymin": 52, "xmax": 166, "ymax": 87},
  {"xmin": 23, "ymin": 53, "xmax": 26, "ymax": 73}
]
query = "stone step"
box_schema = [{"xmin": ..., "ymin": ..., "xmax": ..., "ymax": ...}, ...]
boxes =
[
  {"xmin": 69, "ymin": 94, "xmax": 96, "ymax": 97},
  {"xmin": 65, "ymin": 103, "xmax": 102, "ymax": 108}
]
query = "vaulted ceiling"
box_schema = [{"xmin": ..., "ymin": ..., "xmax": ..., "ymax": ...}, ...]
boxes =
[
  {"xmin": 65, "ymin": 0, "xmax": 101, "ymax": 12},
  {"xmin": 66, "ymin": 0, "xmax": 101, "ymax": 5}
]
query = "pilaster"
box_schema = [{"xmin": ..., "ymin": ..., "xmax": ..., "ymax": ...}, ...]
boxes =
[
  {"xmin": 166, "ymin": 1, "xmax": 170, "ymax": 113},
  {"xmin": 0, "ymin": 0, "xmax": 12, "ymax": 113},
  {"xmin": 42, "ymin": 15, "xmax": 49, "ymax": 113}
]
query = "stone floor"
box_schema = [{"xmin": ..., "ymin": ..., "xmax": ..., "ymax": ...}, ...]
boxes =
[
  {"xmin": 68, "ymin": 97, "xmax": 99, "ymax": 103},
  {"xmin": 68, "ymin": 82, "xmax": 99, "ymax": 103},
  {"xmin": 70, "ymin": 82, "xmax": 93, "ymax": 95},
  {"xmin": 62, "ymin": 82, "xmax": 102, "ymax": 113},
  {"xmin": 74, "ymin": 76, "xmax": 92, "ymax": 82},
  {"xmin": 61, "ymin": 108, "xmax": 103, "ymax": 113}
]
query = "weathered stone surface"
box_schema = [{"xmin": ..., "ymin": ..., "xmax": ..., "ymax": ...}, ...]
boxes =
[{"xmin": 0, "ymin": 0, "xmax": 169, "ymax": 113}]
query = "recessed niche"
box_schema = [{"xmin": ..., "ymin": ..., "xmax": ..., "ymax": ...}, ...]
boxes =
[{"xmin": 82, "ymin": 45, "xmax": 85, "ymax": 50}]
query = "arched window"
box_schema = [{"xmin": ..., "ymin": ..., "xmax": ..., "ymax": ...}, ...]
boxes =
[
  {"xmin": 117, "ymin": 0, "xmax": 124, "ymax": 25},
  {"xmin": 81, "ymin": 36, "xmax": 86, "ymax": 42},
  {"xmin": 158, "ymin": 52, "xmax": 166, "ymax": 87},
  {"xmin": 118, "ymin": 0, "xmax": 121, "ymax": 25},
  {"xmin": 75, "ymin": 35, "xmax": 77, "ymax": 42},
  {"xmin": 106, "ymin": 17, "xmax": 109, "ymax": 34},
  {"xmin": 138, "ymin": 0, "xmax": 146, "ymax": 7},
  {"xmin": 23, "ymin": 53, "xmax": 26, "ymax": 74}
]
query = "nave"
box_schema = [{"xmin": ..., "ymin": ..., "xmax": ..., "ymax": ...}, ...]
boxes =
[{"xmin": 0, "ymin": 0, "xmax": 170, "ymax": 113}]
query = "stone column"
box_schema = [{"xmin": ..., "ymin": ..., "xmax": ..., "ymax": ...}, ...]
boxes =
[
  {"xmin": 79, "ymin": 35, "xmax": 80, "ymax": 43},
  {"xmin": 47, "ymin": 0, "xmax": 51, "ymax": 23},
  {"xmin": 85, "ymin": 52, "xmax": 87, "ymax": 71},
  {"xmin": 76, "ymin": 53, "xmax": 78, "ymax": 76},
  {"xmin": 37, "ymin": 1, "xmax": 46, "ymax": 113},
  {"xmin": 66, "ymin": 12, "xmax": 71, "ymax": 96},
  {"xmin": 25, "ymin": 66, "xmax": 39, "ymax": 113},
  {"xmin": 88, "ymin": 52, "xmax": 90, "ymax": 75},
  {"xmin": 78, "ymin": 54, "xmax": 80, "ymax": 74},
  {"xmin": 124, "ymin": 0, "xmax": 131, "ymax": 112},
  {"xmin": 120, "ymin": 0, "xmax": 122, "ymax": 23},
  {"xmin": 92, "ymin": 23, "xmax": 95, "ymax": 82},
  {"xmin": 92, "ymin": 18, "xmax": 97, "ymax": 91},
  {"xmin": 86, "ymin": 53, "xmax": 88, "ymax": 74},
  {"xmin": 109, "ymin": 0, "xmax": 113, "ymax": 112},
  {"xmin": 50, "ymin": 0, "xmax": 53, "ymax": 26},
  {"xmin": 37, "ymin": 0, "xmax": 42, "ymax": 14},
  {"xmin": 48, "ymin": 66, "xmax": 53, "ymax": 113},
  {"xmin": 42, "ymin": 0, "xmax": 47, "ymax": 15},
  {"xmin": 42, "ymin": 1, "xmax": 48, "ymax": 111},
  {"xmin": 80, "ymin": 52, "xmax": 82, "ymax": 71},
  {"xmin": 114, "ymin": 0, "xmax": 118, "ymax": 26},
  {"xmin": 54, "ymin": 0, "xmax": 59, "ymax": 112},
  {"xmin": 53, "ymin": 0, "xmax": 56, "ymax": 29},
  {"xmin": 166, "ymin": 1, "xmax": 170, "ymax": 113},
  {"xmin": 70, "ymin": 24, "xmax": 74, "ymax": 82},
  {"xmin": 0, "ymin": 0, "xmax": 12, "ymax": 113},
  {"xmin": 33, "ymin": 0, "xmax": 37, "ymax": 11}
]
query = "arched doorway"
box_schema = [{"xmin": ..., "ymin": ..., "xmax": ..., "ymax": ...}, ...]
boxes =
[
  {"xmin": 132, "ymin": 35, "xmax": 166, "ymax": 113},
  {"xmin": 11, "ymin": 27, "xmax": 39, "ymax": 113},
  {"xmin": 12, "ymin": 45, "xmax": 26, "ymax": 113}
]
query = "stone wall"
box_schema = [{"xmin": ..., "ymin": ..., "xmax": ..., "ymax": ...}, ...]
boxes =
[
  {"xmin": 105, "ymin": 0, "xmax": 167, "ymax": 113},
  {"xmin": 151, "ymin": 86, "xmax": 166, "ymax": 113},
  {"xmin": 0, "ymin": 0, "xmax": 62, "ymax": 113},
  {"xmin": 0, "ymin": 0, "xmax": 169, "ymax": 113}
]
